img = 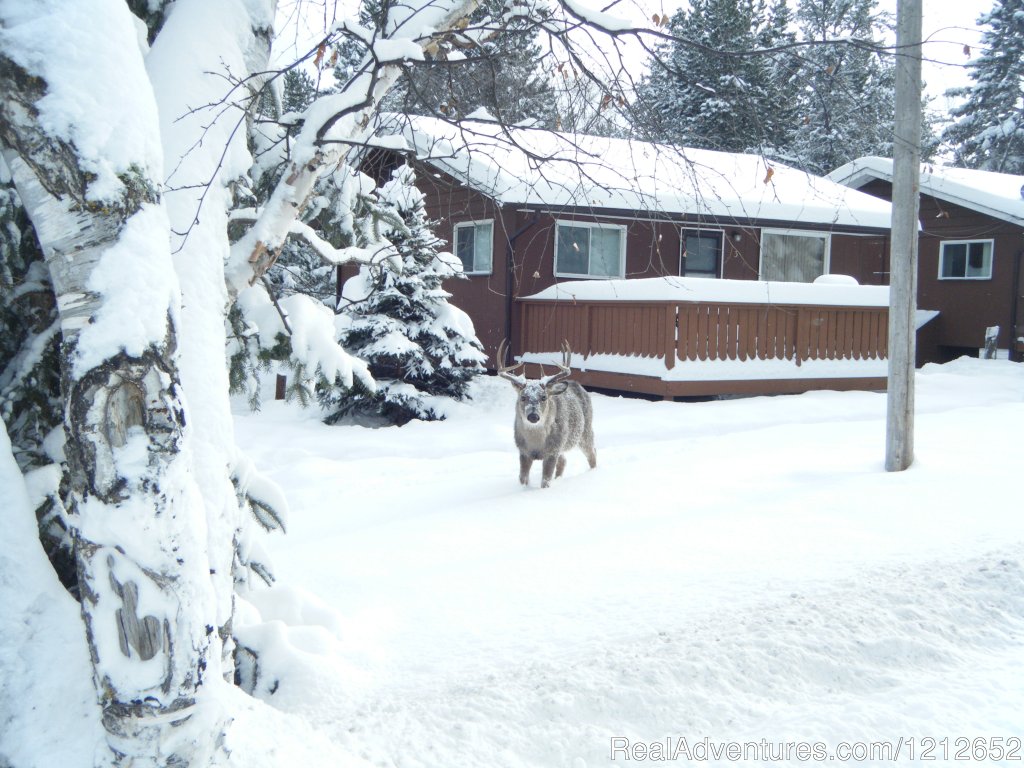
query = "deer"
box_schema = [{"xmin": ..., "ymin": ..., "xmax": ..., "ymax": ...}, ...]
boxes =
[{"xmin": 497, "ymin": 340, "xmax": 597, "ymax": 488}]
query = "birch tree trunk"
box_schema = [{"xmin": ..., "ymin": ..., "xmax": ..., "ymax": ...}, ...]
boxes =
[
  {"xmin": 0, "ymin": 7, "xmax": 220, "ymax": 765},
  {"xmin": 3, "ymin": 0, "xmax": 484, "ymax": 762},
  {"xmin": 147, "ymin": 0, "xmax": 276, "ymax": 681}
]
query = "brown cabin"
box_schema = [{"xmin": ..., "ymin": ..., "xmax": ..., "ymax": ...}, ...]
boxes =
[
  {"xmin": 361, "ymin": 118, "xmax": 897, "ymax": 397},
  {"xmin": 828, "ymin": 157, "xmax": 1024, "ymax": 365}
]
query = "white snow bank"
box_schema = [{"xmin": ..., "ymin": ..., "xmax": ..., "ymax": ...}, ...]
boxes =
[{"xmin": 523, "ymin": 275, "xmax": 890, "ymax": 307}]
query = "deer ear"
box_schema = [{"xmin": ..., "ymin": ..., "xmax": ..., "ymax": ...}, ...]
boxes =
[{"xmin": 547, "ymin": 382, "xmax": 569, "ymax": 395}]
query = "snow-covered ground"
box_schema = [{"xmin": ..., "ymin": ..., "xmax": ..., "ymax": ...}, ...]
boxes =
[
  {"xmin": 4, "ymin": 357, "xmax": 1024, "ymax": 766},
  {"xmin": 231, "ymin": 357, "xmax": 1024, "ymax": 766}
]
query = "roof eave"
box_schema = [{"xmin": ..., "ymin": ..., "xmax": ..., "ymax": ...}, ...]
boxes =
[{"xmin": 829, "ymin": 159, "xmax": 1024, "ymax": 228}]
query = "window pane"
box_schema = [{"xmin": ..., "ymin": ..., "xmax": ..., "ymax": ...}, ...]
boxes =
[
  {"xmin": 474, "ymin": 222, "xmax": 493, "ymax": 272},
  {"xmin": 589, "ymin": 228, "xmax": 622, "ymax": 276},
  {"xmin": 966, "ymin": 241, "xmax": 991, "ymax": 278},
  {"xmin": 557, "ymin": 225, "xmax": 589, "ymax": 275},
  {"xmin": 456, "ymin": 226, "xmax": 476, "ymax": 272},
  {"xmin": 761, "ymin": 233, "xmax": 826, "ymax": 282},
  {"xmin": 941, "ymin": 243, "xmax": 966, "ymax": 278},
  {"xmin": 684, "ymin": 233, "xmax": 719, "ymax": 276}
]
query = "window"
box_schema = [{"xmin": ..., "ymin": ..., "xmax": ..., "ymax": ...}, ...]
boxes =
[
  {"xmin": 454, "ymin": 220, "xmax": 493, "ymax": 274},
  {"xmin": 939, "ymin": 240, "xmax": 993, "ymax": 280},
  {"xmin": 555, "ymin": 222, "xmax": 625, "ymax": 278},
  {"xmin": 760, "ymin": 229, "xmax": 829, "ymax": 283},
  {"xmin": 680, "ymin": 229, "xmax": 722, "ymax": 278}
]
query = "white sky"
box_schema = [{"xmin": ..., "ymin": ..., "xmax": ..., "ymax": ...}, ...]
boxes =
[{"xmin": 911, "ymin": 0, "xmax": 987, "ymax": 107}]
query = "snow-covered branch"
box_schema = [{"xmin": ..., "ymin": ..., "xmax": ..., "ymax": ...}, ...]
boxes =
[{"xmin": 225, "ymin": 0, "xmax": 481, "ymax": 293}]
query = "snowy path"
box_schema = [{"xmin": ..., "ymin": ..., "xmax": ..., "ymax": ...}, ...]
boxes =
[{"xmin": 233, "ymin": 359, "xmax": 1024, "ymax": 766}]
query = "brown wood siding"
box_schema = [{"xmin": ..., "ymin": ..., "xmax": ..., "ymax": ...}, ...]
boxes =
[
  {"xmin": 414, "ymin": 164, "xmax": 514, "ymax": 361},
  {"xmin": 855, "ymin": 178, "xmax": 1024, "ymax": 361},
  {"xmin": 829, "ymin": 234, "xmax": 889, "ymax": 285}
]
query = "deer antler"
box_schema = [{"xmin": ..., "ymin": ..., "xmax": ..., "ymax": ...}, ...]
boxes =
[
  {"xmin": 496, "ymin": 339, "xmax": 527, "ymax": 387},
  {"xmin": 539, "ymin": 340, "xmax": 573, "ymax": 387}
]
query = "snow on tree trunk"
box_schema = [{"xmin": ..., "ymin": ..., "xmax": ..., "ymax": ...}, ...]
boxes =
[
  {"xmin": 147, "ymin": 0, "xmax": 276, "ymax": 684},
  {"xmin": 0, "ymin": 2, "xmax": 222, "ymax": 763}
]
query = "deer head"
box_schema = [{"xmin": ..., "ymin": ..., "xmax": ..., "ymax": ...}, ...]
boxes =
[{"xmin": 497, "ymin": 340, "xmax": 573, "ymax": 424}]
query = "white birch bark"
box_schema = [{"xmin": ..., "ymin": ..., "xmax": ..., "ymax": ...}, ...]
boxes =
[
  {"xmin": 1, "ymin": 3, "xmax": 221, "ymax": 764},
  {"xmin": 147, "ymin": 0, "xmax": 276, "ymax": 685}
]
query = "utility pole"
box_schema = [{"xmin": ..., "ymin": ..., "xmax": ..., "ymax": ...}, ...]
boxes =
[{"xmin": 886, "ymin": 0, "xmax": 922, "ymax": 472}]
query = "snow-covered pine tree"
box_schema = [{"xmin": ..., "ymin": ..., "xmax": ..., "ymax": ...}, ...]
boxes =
[
  {"xmin": 282, "ymin": 68, "xmax": 320, "ymax": 116},
  {"xmin": 634, "ymin": 0, "xmax": 798, "ymax": 153},
  {"xmin": 328, "ymin": 165, "xmax": 486, "ymax": 425},
  {"xmin": 942, "ymin": 0, "xmax": 1024, "ymax": 173},
  {"xmin": 785, "ymin": 0, "xmax": 898, "ymax": 174},
  {"xmin": 335, "ymin": 0, "xmax": 558, "ymax": 126}
]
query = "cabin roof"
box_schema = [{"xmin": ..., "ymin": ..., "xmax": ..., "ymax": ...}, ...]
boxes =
[
  {"xmin": 385, "ymin": 117, "xmax": 894, "ymax": 231},
  {"xmin": 827, "ymin": 156, "xmax": 1024, "ymax": 227}
]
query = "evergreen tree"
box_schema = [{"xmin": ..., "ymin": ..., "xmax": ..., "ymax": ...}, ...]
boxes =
[
  {"xmin": 282, "ymin": 67, "xmax": 319, "ymax": 115},
  {"xmin": 785, "ymin": 0, "xmax": 898, "ymax": 174},
  {"xmin": 634, "ymin": 0, "xmax": 799, "ymax": 153},
  {"xmin": 335, "ymin": 0, "xmax": 558, "ymax": 126},
  {"xmin": 327, "ymin": 165, "xmax": 486, "ymax": 425},
  {"xmin": 942, "ymin": 0, "xmax": 1024, "ymax": 173}
]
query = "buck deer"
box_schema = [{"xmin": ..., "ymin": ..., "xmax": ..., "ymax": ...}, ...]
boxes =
[{"xmin": 497, "ymin": 340, "xmax": 597, "ymax": 488}]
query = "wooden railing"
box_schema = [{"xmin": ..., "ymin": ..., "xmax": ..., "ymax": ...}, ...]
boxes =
[{"xmin": 518, "ymin": 300, "xmax": 888, "ymax": 370}]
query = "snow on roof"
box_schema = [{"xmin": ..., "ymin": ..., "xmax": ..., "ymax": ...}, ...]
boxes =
[
  {"xmin": 394, "ymin": 117, "xmax": 894, "ymax": 231},
  {"xmin": 522, "ymin": 276, "xmax": 890, "ymax": 307},
  {"xmin": 827, "ymin": 156, "xmax": 1024, "ymax": 227}
]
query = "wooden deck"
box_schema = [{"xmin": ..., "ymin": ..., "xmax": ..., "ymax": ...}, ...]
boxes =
[{"xmin": 517, "ymin": 295, "xmax": 889, "ymax": 397}]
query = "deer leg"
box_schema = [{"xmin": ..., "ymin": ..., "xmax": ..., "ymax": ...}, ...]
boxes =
[
  {"xmin": 581, "ymin": 438, "xmax": 598, "ymax": 468},
  {"xmin": 519, "ymin": 453, "xmax": 533, "ymax": 486},
  {"xmin": 555, "ymin": 454, "xmax": 566, "ymax": 478},
  {"xmin": 583, "ymin": 430, "xmax": 597, "ymax": 469},
  {"xmin": 541, "ymin": 455, "xmax": 558, "ymax": 488}
]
